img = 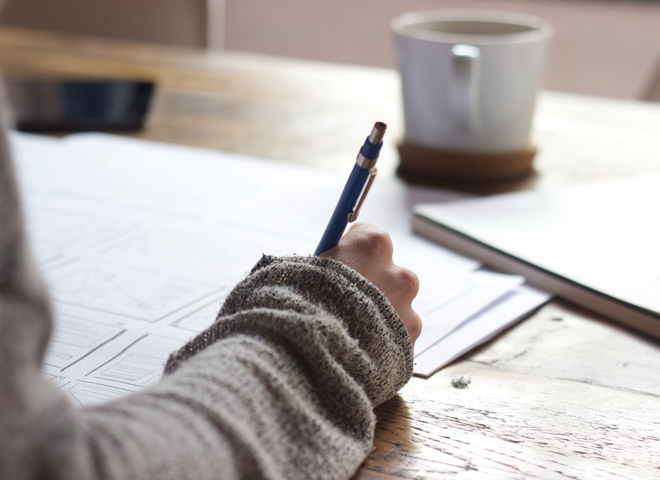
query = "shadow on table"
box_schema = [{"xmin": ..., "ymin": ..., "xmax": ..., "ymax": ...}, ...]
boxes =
[{"xmin": 354, "ymin": 394, "xmax": 415, "ymax": 479}]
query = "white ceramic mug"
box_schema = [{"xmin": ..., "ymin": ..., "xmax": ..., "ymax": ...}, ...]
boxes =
[{"xmin": 392, "ymin": 10, "xmax": 552, "ymax": 153}]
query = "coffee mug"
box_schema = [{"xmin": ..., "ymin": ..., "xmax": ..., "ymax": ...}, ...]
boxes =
[{"xmin": 392, "ymin": 10, "xmax": 552, "ymax": 154}]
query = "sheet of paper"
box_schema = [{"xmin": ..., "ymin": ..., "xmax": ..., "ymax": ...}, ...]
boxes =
[
  {"xmin": 414, "ymin": 285, "xmax": 551, "ymax": 377},
  {"xmin": 11, "ymin": 132, "xmax": 546, "ymax": 404},
  {"xmin": 413, "ymin": 271, "xmax": 525, "ymax": 356}
]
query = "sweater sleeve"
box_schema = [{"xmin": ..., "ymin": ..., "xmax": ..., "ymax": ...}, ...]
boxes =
[
  {"xmin": 78, "ymin": 255, "xmax": 413, "ymax": 480},
  {"xmin": 0, "ymin": 128, "xmax": 414, "ymax": 478}
]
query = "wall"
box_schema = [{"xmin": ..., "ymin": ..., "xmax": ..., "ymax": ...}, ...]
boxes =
[
  {"xmin": 0, "ymin": 0, "xmax": 220, "ymax": 48},
  {"xmin": 224, "ymin": 0, "xmax": 660, "ymax": 99}
]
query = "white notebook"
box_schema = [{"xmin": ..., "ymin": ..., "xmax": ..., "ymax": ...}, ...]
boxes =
[{"xmin": 413, "ymin": 174, "xmax": 660, "ymax": 339}]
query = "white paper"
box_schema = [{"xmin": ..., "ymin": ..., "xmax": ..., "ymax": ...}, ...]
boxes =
[
  {"xmin": 414, "ymin": 285, "xmax": 551, "ymax": 377},
  {"xmin": 413, "ymin": 271, "xmax": 525, "ymax": 356},
  {"xmin": 10, "ymin": 131, "xmax": 547, "ymax": 403}
]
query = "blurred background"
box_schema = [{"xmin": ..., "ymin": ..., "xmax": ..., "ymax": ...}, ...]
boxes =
[{"xmin": 1, "ymin": 0, "xmax": 659, "ymax": 102}]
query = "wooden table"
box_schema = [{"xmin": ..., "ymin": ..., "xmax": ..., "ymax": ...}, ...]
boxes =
[{"xmin": 2, "ymin": 27, "xmax": 660, "ymax": 479}]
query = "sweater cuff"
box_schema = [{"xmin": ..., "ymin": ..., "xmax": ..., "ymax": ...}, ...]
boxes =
[{"xmin": 165, "ymin": 255, "xmax": 414, "ymax": 406}]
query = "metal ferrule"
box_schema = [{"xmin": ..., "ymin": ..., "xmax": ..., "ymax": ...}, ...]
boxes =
[
  {"xmin": 368, "ymin": 122, "xmax": 387, "ymax": 145},
  {"xmin": 356, "ymin": 152, "xmax": 378, "ymax": 169}
]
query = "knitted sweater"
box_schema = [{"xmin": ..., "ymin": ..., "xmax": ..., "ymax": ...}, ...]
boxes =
[{"xmin": 0, "ymin": 118, "xmax": 414, "ymax": 478}]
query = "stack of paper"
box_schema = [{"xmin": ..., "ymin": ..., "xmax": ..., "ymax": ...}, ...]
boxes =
[{"xmin": 12, "ymin": 132, "xmax": 549, "ymax": 406}]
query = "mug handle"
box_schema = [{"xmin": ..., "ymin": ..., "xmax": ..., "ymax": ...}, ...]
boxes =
[{"xmin": 450, "ymin": 44, "xmax": 481, "ymax": 132}]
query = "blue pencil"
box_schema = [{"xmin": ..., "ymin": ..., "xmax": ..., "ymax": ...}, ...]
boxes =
[{"xmin": 314, "ymin": 122, "xmax": 386, "ymax": 256}]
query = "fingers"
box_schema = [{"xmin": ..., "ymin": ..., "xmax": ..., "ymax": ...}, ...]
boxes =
[
  {"xmin": 383, "ymin": 265, "xmax": 421, "ymax": 344},
  {"xmin": 398, "ymin": 306, "xmax": 422, "ymax": 344},
  {"xmin": 390, "ymin": 265, "xmax": 420, "ymax": 304},
  {"xmin": 320, "ymin": 223, "xmax": 422, "ymax": 345},
  {"xmin": 320, "ymin": 223, "xmax": 392, "ymax": 268},
  {"xmin": 348, "ymin": 222, "xmax": 395, "ymax": 259}
]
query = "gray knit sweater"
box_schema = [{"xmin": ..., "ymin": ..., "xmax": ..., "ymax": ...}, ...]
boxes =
[{"xmin": 0, "ymin": 118, "xmax": 414, "ymax": 478}]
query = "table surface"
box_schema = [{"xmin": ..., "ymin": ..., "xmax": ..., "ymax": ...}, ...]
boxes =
[{"xmin": 1, "ymin": 27, "xmax": 660, "ymax": 479}]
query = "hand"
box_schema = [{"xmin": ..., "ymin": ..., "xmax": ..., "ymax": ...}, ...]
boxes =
[{"xmin": 320, "ymin": 223, "xmax": 422, "ymax": 345}]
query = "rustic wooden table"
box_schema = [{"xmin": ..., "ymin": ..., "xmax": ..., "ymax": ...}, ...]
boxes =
[{"xmin": 2, "ymin": 27, "xmax": 659, "ymax": 479}]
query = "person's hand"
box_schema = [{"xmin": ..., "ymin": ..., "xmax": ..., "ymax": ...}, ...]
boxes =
[{"xmin": 320, "ymin": 223, "xmax": 422, "ymax": 345}]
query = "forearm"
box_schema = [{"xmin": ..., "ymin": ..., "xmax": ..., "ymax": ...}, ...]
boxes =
[
  {"xmin": 2, "ymin": 255, "xmax": 413, "ymax": 480},
  {"xmin": 167, "ymin": 255, "xmax": 413, "ymax": 407},
  {"xmin": 157, "ymin": 255, "xmax": 412, "ymax": 479},
  {"xmin": 83, "ymin": 331, "xmax": 373, "ymax": 479}
]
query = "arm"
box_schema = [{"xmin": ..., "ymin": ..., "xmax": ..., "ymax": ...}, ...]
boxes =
[
  {"xmin": 79, "ymin": 252, "xmax": 415, "ymax": 479},
  {"xmin": 0, "ymin": 119, "xmax": 420, "ymax": 480}
]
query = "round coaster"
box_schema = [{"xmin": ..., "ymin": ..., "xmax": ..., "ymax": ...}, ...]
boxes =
[{"xmin": 397, "ymin": 141, "xmax": 537, "ymax": 184}]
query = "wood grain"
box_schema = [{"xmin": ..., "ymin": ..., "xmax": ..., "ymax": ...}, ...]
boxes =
[
  {"xmin": 1, "ymin": 27, "xmax": 659, "ymax": 479},
  {"xmin": 362, "ymin": 302, "xmax": 660, "ymax": 479}
]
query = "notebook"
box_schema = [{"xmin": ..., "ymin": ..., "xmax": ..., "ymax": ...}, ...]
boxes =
[{"xmin": 413, "ymin": 173, "xmax": 660, "ymax": 339}]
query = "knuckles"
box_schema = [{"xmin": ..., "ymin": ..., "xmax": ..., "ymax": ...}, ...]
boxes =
[
  {"xmin": 393, "ymin": 267, "xmax": 420, "ymax": 300},
  {"xmin": 351, "ymin": 228, "xmax": 394, "ymax": 260},
  {"xmin": 407, "ymin": 311, "xmax": 423, "ymax": 342}
]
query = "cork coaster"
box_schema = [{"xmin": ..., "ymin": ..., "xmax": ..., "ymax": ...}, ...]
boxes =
[{"xmin": 397, "ymin": 140, "xmax": 537, "ymax": 189}]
